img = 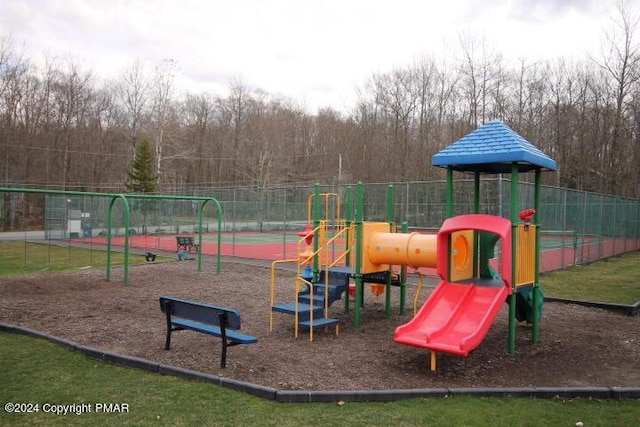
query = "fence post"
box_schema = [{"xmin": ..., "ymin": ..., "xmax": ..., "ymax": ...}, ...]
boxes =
[
  {"xmin": 498, "ymin": 174, "xmax": 503, "ymax": 218},
  {"xmin": 636, "ymin": 200, "xmax": 640, "ymax": 250},
  {"xmin": 623, "ymin": 199, "xmax": 628, "ymax": 253},
  {"xmin": 612, "ymin": 197, "xmax": 618, "ymax": 256},
  {"xmin": 596, "ymin": 194, "xmax": 602, "ymax": 260},
  {"xmin": 405, "ymin": 181, "xmax": 409, "ymax": 223},
  {"xmin": 283, "ymin": 187, "xmax": 288, "ymax": 259},
  {"xmin": 562, "ymin": 187, "xmax": 567, "ymax": 268},
  {"xmin": 232, "ymin": 188, "xmax": 236, "ymax": 257}
]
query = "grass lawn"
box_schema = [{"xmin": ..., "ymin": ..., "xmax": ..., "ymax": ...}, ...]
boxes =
[
  {"xmin": 0, "ymin": 241, "xmax": 171, "ymax": 277},
  {"xmin": 540, "ymin": 251, "xmax": 640, "ymax": 305},
  {"xmin": 1, "ymin": 332, "xmax": 638, "ymax": 427},
  {"xmin": 1, "ymin": 246, "xmax": 638, "ymax": 425}
]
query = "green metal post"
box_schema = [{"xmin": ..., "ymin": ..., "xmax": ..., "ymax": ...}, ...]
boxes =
[
  {"xmin": 107, "ymin": 195, "xmax": 131, "ymax": 283},
  {"xmin": 386, "ymin": 185, "xmax": 395, "ymax": 222},
  {"xmin": 354, "ymin": 182, "xmax": 364, "ymax": 328},
  {"xmin": 199, "ymin": 197, "xmax": 223, "ymax": 273},
  {"xmin": 106, "ymin": 199, "xmax": 113, "ymax": 281},
  {"xmin": 474, "ymin": 171, "xmax": 481, "ymax": 213},
  {"xmin": 313, "ymin": 183, "xmax": 321, "ymax": 281},
  {"xmin": 122, "ymin": 197, "xmax": 131, "ymax": 284},
  {"xmin": 345, "ymin": 186, "xmax": 353, "ymax": 268},
  {"xmin": 473, "ymin": 171, "xmax": 481, "ymax": 277},
  {"xmin": 385, "ymin": 185, "xmax": 394, "ymax": 318},
  {"xmin": 196, "ymin": 201, "xmax": 204, "ymax": 271},
  {"xmin": 215, "ymin": 199, "xmax": 222, "ymax": 273},
  {"xmin": 400, "ymin": 221, "xmax": 408, "ymax": 315},
  {"xmin": 509, "ymin": 163, "xmax": 519, "ymax": 355},
  {"xmin": 446, "ymin": 167, "xmax": 454, "ymax": 218},
  {"xmin": 532, "ymin": 168, "xmax": 542, "ymax": 343},
  {"xmin": 344, "ymin": 186, "xmax": 353, "ymax": 314}
]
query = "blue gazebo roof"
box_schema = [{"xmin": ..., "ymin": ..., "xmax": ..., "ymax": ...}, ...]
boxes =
[{"xmin": 431, "ymin": 120, "xmax": 557, "ymax": 173}]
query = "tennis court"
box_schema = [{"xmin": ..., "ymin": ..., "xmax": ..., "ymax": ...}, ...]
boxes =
[
  {"xmin": 79, "ymin": 228, "xmax": 635, "ymax": 275},
  {"xmin": 82, "ymin": 231, "xmax": 305, "ymax": 261}
]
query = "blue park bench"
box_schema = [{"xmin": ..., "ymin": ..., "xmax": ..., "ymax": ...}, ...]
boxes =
[{"xmin": 159, "ymin": 296, "xmax": 258, "ymax": 368}]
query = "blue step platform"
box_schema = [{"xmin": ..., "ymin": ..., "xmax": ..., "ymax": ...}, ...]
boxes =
[{"xmin": 272, "ymin": 268, "xmax": 351, "ymax": 332}]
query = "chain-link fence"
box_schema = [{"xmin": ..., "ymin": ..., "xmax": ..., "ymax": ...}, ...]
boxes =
[
  {"xmin": 188, "ymin": 178, "xmax": 639, "ymax": 269},
  {"xmin": 42, "ymin": 196, "xmax": 220, "ymax": 238},
  {"xmin": 1, "ymin": 179, "xmax": 639, "ymax": 274}
]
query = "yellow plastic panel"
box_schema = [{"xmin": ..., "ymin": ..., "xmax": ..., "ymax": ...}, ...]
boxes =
[
  {"xmin": 516, "ymin": 224, "xmax": 536, "ymax": 287},
  {"xmin": 361, "ymin": 222, "xmax": 392, "ymax": 274},
  {"xmin": 449, "ymin": 230, "xmax": 474, "ymax": 282}
]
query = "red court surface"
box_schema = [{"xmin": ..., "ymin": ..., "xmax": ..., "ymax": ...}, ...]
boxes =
[
  {"xmin": 540, "ymin": 238, "xmax": 640, "ymax": 272},
  {"xmin": 82, "ymin": 233, "xmax": 301, "ymax": 261},
  {"xmin": 78, "ymin": 232, "xmax": 639, "ymax": 275}
]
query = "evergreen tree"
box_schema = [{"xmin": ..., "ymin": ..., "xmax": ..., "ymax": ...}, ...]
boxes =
[
  {"xmin": 126, "ymin": 139, "xmax": 157, "ymax": 234},
  {"xmin": 126, "ymin": 139, "xmax": 157, "ymax": 193}
]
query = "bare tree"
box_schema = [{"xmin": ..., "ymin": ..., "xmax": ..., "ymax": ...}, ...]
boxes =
[
  {"xmin": 459, "ymin": 33, "xmax": 504, "ymax": 126},
  {"xmin": 226, "ymin": 77, "xmax": 251, "ymax": 183},
  {"xmin": 3, "ymin": 17, "xmax": 640, "ymax": 198},
  {"xmin": 596, "ymin": 0, "xmax": 640, "ymax": 194},
  {"xmin": 432, "ymin": 56, "xmax": 460, "ymax": 156},
  {"xmin": 351, "ymin": 85, "xmax": 381, "ymax": 181},
  {"xmin": 116, "ymin": 59, "xmax": 149, "ymax": 157},
  {"xmin": 89, "ymin": 82, "xmax": 127, "ymax": 190},
  {"xmin": 51, "ymin": 58, "xmax": 94, "ymax": 190},
  {"xmin": 0, "ymin": 36, "xmax": 28, "ymax": 186},
  {"xmin": 412, "ymin": 56, "xmax": 437, "ymax": 175},
  {"xmin": 149, "ymin": 58, "xmax": 183, "ymax": 190},
  {"xmin": 183, "ymin": 92, "xmax": 216, "ymax": 187}
]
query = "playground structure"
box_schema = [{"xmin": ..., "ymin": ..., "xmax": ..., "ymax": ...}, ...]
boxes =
[{"xmin": 270, "ymin": 120, "xmax": 557, "ymax": 369}]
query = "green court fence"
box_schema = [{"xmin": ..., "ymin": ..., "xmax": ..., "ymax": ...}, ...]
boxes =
[
  {"xmin": 1, "ymin": 179, "xmax": 639, "ymax": 275},
  {"xmin": 188, "ymin": 178, "xmax": 639, "ymax": 268}
]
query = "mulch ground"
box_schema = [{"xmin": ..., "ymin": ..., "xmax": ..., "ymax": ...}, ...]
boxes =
[{"xmin": 1, "ymin": 259, "xmax": 638, "ymax": 391}]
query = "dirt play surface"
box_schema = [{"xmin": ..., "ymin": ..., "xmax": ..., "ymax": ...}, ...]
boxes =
[{"xmin": 1, "ymin": 259, "xmax": 638, "ymax": 391}]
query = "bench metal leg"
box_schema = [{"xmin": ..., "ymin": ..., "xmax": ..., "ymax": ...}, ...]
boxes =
[
  {"xmin": 165, "ymin": 330, "xmax": 171, "ymax": 350},
  {"xmin": 221, "ymin": 344, "xmax": 227, "ymax": 368},
  {"xmin": 219, "ymin": 312, "xmax": 228, "ymax": 368},
  {"xmin": 164, "ymin": 301, "xmax": 172, "ymax": 350}
]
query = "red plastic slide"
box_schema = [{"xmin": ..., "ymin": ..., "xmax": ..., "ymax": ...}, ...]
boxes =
[{"xmin": 394, "ymin": 281, "xmax": 509, "ymax": 356}]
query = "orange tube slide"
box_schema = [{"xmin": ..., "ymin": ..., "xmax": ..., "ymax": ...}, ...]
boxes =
[{"xmin": 367, "ymin": 232, "xmax": 437, "ymax": 268}]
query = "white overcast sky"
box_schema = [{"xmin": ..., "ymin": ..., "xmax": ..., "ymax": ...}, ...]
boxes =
[{"xmin": 0, "ymin": 0, "xmax": 624, "ymax": 113}]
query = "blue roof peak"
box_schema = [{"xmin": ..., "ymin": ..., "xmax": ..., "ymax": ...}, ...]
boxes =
[{"xmin": 431, "ymin": 120, "xmax": 557, "ymax": 173}]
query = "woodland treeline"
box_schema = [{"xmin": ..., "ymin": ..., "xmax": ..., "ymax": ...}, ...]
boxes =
[{"xmin": 1, "ymin": 5, "xmax": 639, "ymax": 198}]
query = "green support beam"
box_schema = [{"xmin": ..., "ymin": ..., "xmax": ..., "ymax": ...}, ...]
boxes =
[
  {"xmin": 385, "ymin": 185, "xmax": 394, "ymax": 318},
  {"xmin": 532, "ymin": 168, "xmax": 542, "ymax": 343},
  {"xmin": 508, "ymin": 163, "xmax": 519, "ymax": 355},
  {"xmin": 354, "ymin": 182, "xmax": 364, "ymax": 328}
]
